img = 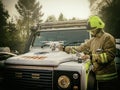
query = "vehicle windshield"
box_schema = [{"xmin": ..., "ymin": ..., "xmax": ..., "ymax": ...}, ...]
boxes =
[{"xmin": 33, "ymin": 29, "xmax": 89, "ymax": 47}]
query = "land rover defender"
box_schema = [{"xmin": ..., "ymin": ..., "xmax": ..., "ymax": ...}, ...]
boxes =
[{"xmin": 3, "ymin": 20, "xmax": 97, "ymax": 90}]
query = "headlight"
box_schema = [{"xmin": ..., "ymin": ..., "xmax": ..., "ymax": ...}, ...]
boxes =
[{"xmin": 58, "ymin": 75, "xmax": 70, "ymax": 88}]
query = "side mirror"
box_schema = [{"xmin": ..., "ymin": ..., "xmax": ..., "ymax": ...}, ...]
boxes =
[{"xmin": 13, "ymin": 50, "xmax": 19, "ymax": 55}]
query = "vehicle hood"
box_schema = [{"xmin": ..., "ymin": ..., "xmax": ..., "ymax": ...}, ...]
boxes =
[{"xmin": 5, "ymin": 50, "xmax": 74, "ymax": 66}]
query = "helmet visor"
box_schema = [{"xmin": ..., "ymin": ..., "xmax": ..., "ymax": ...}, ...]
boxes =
[
  {"xmin": 86, "ymin": 22, "xmax": 97, "ymax": 31},
  {"xmin": 87, "ymin": 28, "xmax": 96, "ymax": 32}
]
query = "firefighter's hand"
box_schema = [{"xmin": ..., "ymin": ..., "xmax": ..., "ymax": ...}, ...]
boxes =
[
  {"xmin": 65, "ymin": 46, "xmax": 72, "ymax": 53},
  {"xmin": 57, "ymin": 44, "xmax": 64, "ymax": 51},
  {"xmin": 81, "ymin": 55, "xmax": 90, "ymax": 60}
]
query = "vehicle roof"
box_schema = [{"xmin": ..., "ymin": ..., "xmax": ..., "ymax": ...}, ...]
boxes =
[
  {"xmin": 38, "ymin": 27, "xmax": 87, "ymax": 32},
  {"xmin": 38, "ymin": 20, "xmax": 87, "ymax": 31}
]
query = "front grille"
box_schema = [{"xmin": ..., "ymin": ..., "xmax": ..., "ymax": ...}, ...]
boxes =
[{"xmin": 4, "ymin": 68, "xmax": 53, "ymax": 89}]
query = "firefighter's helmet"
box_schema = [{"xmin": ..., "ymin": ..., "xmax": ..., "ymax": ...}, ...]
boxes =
[{"xmin": 87, "ymin": 16, "xmax": 105, "ymax": 30}]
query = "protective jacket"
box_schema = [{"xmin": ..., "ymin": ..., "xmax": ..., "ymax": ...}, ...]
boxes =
[{"xmin": 77, "ymin": 30, "xmax": 118, "ymax": 80}]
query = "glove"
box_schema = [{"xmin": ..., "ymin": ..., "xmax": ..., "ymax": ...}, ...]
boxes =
[
  {"xmin": 81, "ymin": 54, "xmax": 90, "ymax": 60},
  {"xmin": 57, "ymin": 44, "xmax": 64, "ymax": 51},
  {"xmin": 64, "ymin": 46, "xmax": 72, "ymax": 53}
]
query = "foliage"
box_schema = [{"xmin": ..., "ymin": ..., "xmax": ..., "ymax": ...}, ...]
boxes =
[
  {"xmin": 0, "ymin": 0, "xmax": 23, "ymax": 53},
  {"xmin": 14, "ymin": 0, "xmax": 44, "ymax": 53},
  {"xmin": 98, "ymin": 0, "xmax": 120, "ymax": 38},
  {"xmin": 58, "ymin": 13, "xmax": 67, "ymax": 21},
  {"xmin": 0, "ymin": 0, "xmax": 9, "ymax": 46},
  {"xmin": 45, "ymin": 13, "xmax": 80, "ymax": 22},
  {"xmin": 6, "ymin": 20, "xmax": 25, "ymax": 53},
  {"xmin": 45, "ymin": 15, "xmax": 57, "ymax": 22},
  {"xmin": 15, "ymin": 0, "xmax": 44, "ymax": 37}
]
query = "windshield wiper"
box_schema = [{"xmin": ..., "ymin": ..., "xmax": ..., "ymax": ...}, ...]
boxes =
[
  {"xmin": 64, "ymin": 41, "xmax": 82, "ymax": 47},
  {"xmin": 40, "ymin": 43, "xmax": 49, "ymax": 48}
]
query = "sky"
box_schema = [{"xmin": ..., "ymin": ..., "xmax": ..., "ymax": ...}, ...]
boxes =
[{"xmin": 2, "ymin": 0, "xmax": 91, "ymax": 21}]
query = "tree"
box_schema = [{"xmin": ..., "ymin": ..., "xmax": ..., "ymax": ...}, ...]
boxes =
[
  {"xmin": 15, "ymin": 0, "xmax": 44, "ymax": 37},
  {"xmin": 58, "ymin": 13, "xmax": 67, "ymax": 21},
  {"xmin": 6, "ymin": 20, "xmax": 20, "ymax": 52},
  {"xmin": 45, "ymin": 15, "xmax": 57, "ymax": 22},
  {"xmin": 99, "ymin": 0, "xmax": 120, "ymax": 38},
  {"xmin": 14, "ymin": 0, "xmax": 44, "ymax": 53},
  {"xmin": 0, "ymin": 0, "xmax": 9, "ymax": 46},
  {"xmin": 69, "ymin": 17, "xmax": 79, "ymax": 21}
]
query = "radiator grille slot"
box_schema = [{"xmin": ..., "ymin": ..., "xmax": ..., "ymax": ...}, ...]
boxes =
[{"xmin": 4, "ymin": 68, "xmax": 53, "ymax": 89}]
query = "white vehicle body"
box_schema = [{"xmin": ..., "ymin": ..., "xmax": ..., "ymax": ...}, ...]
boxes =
[{"xmin": 3, "ymin": 20, "xmax": 96, "ymax": 90}]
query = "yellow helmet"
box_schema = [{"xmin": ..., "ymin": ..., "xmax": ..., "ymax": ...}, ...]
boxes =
[{"xmin": 87, "ymin": 15, "xmax": 105, "ymax": 30}]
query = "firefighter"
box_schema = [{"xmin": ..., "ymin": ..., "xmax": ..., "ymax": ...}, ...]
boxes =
[{"xmin": 65, "ymin": 15, "xmax": 118, "ymax": 90}]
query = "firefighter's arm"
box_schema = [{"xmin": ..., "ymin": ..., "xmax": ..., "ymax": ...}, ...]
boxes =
[
  {"xmin": 65, "ymin": 39, "xmax": 91, "ymax": 54},
  {"xmin": 92, "ymin": 36, "xmax": 116, "ymax": 64}
]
